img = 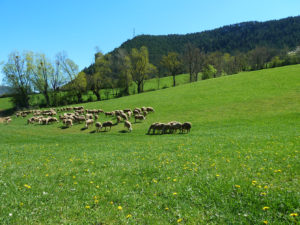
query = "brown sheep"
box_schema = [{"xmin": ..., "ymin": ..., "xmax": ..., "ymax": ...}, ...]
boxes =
[
  {"xmin": 134, "ymin": 115, "xmax": 145, "ymax": 123},
  {"xmin": 181, "ymin": 122, "xmax": 192, "ymax": 133},
  {"xmin": 102, "ymin": 121, "xmax": 113, "ymax": 131}
]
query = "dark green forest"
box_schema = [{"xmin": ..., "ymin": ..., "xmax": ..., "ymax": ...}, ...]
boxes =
[{"xmin": 113, "ymin": 16, "xmax": 300, "ymax": 66}]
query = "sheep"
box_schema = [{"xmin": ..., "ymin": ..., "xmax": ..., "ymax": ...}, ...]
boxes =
[
  {"xmin": 127, "ymin": 111, "xmax": 132, "ymax": 119},
  {"xmin": 102, "ymin": 121, "xmax": 113, "ymax": 131},
  {"xmin": 181, "ymin": 122, "xmax": 192, "ymax": 133},
  {"xmin": 133, "ymin": 109, "xmax": 140, "ymax": 116},
  {"xmin": 134, "ymin": 115, "xmax": 145, "ymax": 123},
  {"xmin": 74, "ymin": 115, "xmax": 86, "ymax": 123},
  {"xmin": 85, "ymin": 119, "xmax": 94, "ymax": 128},
  {"xmin": 86, "ymin": 113, "xmax": 93, "ymax": 120},
  {"xmin": 148, "ymin": 122, "xmax": 159, "ymax": 134},
  {"xmin": 94, "ymin": 114, "xmax": 99, "ymax": 120},
  {"xmin": 123, "ymin": 109, "xmax": 132, "ymax": 113},
  {"xmin": 146, "ymin": 107, "xmax": 155, "ymax": 112},
  {"xmin": 141, "ymin": 106, "xmax": 147, "ymax": 112},
  {"xmin": 116, "ymin": 116, "xmax": 122, "ymax": 124},
  {"xmin": 105, "ymin": 111, "xmax": 115, "ymax": 117},
  {"xmin": 124, "ymin": 120, "xmax": 132, "ymax": 132},
  {"xmin": 95, "ymin": 122, "xmax": 102, "ymax": 132},
  {"xmin": 154, "ymin": 123, "xmax": 165, "ymax": 134},
  {"xmin": 162, "ymin": 123, "xmax": 172, "ymax": 134},
  {"xmin": 65, "ymin": 119, "xmax": 73, "ymax": 127},
  {"xmin": 169, "ymin": 121, "xmax": 182, "ymax": 133},
  {"xmin": 47, "ymin": 117, "xmax": 58, "ymax": 123},
  {"xmin": 120, "ymin": 112, "xmax": 128, "ymax": 121},
  {"xmin": 4, "ymin": 117, "xmax": 12, "ymax": 124},
  {"xmin": 143, "ymin": 111, "xmax": 148, "ymax": 117}
]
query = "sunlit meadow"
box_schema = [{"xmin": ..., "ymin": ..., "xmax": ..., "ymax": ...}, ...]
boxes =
[{"xmin": 0, "ymin": 65, "xmax": 299, "ymax": 224}]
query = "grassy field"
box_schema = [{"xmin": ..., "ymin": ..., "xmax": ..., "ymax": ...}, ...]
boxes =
[{"xmin": 0, "ymin": 65, "xmax": 299, "ymax": 224}]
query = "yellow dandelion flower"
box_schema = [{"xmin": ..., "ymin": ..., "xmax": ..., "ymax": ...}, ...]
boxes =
[
  {"xmin": 126, "ymin": 214, "xmax": 132, "ymax": 218},
  {"xmin": 19, "ymin": 202, "xmax": 24, "ymax": 206},
  {"xmin": 252, "ymin": 180, "xmax": 257, "ymax": 185},
  {"xmin": 263, "ymin": 220, "xmax": 268, "ymax": 224},
  {"xmin": 165, "ymin": 207, "xmax": 169, "ymax": 210},
  {"xmin": 118, "ymin": 206, "xmax": 123, "ymax": 210},
  {"xmin": 85, "ymin": 205, "xmax": 90, "ymax": 209},
  {"xmin": 94, "ymin": 199, "xmax": 99, "ymax": 204},
  {"xmin": 177, "ymin": 218, "xmax": 183, "ymax": 223},
  {"xmin": 167, "ymin": 177, "xmax": 171, "ymax": 180},
  {"xmin": 73, "ymin": 181, "xmax": 78, "ymax": 185},
  {"xmin": 90, "ymin": 181, "xmax": 94, "ymax": 184},
  {"xmin": 73, "ymin": 176, "xmax": 76, "ymax": 179},
  {"xmin": 173, "ymin": 192, "xmax": 178, "ymax": 195},
  {"xmin": 153, "ymin": 179, "xmax": 158, "ymax": 183},
  {"xmin": 24, "ymin": 184, "xmax": 31, "ymax": 189},
  {"xmin": 290, "ymin": 213, "xmax": 298, "ymax": 217},
  {"xmin": 263, "ymin": 206, "xmax": 270, "ymax": 211},
  {"xmin": 235, "ymin": 185, "xmax": 241, "ymax": 188},
  {"xmin": 264, "ymin": 185, "xmax": 268, "ymax": 189},
  {"xmin": 173, "ymin": 179, "xmax": 177, "ymax": 182},
  {"xmin": 216, "ymin": 174, "xmax": 220, "ymax": 177},
  {"xmin": 96, "ymin": 185, "xmax": 100, "ymax": 188},
  {"xmin": 110, "ymin": 201, "xmax": 114, "ymax": 205},
  {"xmin": 45, "ymin": 174, "xmax": 49, "ymax": 177},
  {"xmin": 260, "ymin": 192, "xmax": 267, "ymax": 196}
]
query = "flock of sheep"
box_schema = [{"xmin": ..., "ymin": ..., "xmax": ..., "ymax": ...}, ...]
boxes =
[{"xmin": 3, "ymin": 106, "xmax": 192, "ymax": 134}]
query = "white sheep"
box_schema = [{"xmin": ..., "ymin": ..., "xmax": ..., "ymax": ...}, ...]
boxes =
[
  {"xmin": 102, "ymin": 121, "xmax": 113, "ymax": 131},
  {"xmin": 95, "ymin": 122, "xmax": 102, "ymax": 132},
  {"xmin": 134, "ymin": 115, "xmax": 145, "ymax": 123},
  {"xmin": 124, "ymin": 120, "xmax": 132, "ymax": 132},
  {"xmin": 85, "ymin": 119, "xmax": 94, "ymax": 128}
]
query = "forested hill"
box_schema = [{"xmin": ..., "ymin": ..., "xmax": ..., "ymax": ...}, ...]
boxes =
[{"xmin": 111, "ymin": 16, "xmax": 300, "ymax": 66}]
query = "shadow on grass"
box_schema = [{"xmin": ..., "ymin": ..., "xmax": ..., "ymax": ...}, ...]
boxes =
[
  {"xmin": 118, "ymin": 130, "xmax": 128, "ymax": 133},
  {"xmin": 0, "ymin": 108, "xmax": 17, "ymax": 117},
  {"xmin": 81, "ymin": 127, "xmax": 88, "ymax": 131}
]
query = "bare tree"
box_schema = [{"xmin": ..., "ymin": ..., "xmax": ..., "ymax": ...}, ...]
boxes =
[{"xmin": 2, "ymin": 51, "xmax": 32, "ymax": 108}]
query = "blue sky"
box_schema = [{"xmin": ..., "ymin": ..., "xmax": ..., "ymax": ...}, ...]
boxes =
[{"xmin": 0, "ymin": 0, "xmax": 299, "ymax": 84}]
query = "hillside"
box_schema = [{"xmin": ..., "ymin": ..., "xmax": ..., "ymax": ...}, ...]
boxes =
[
  {"xmin": 109, "ymin": 16, "xmax": 300, "ymax": 67},
  {"xmin": 0, "ymin": 65, "xmax": 299, "ymax": 224},
  {"xmin": 0, "ymin": 85, "xmax": 13, "ymax": 96}
]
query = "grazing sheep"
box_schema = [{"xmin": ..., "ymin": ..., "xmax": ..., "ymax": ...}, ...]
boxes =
[
  {"xmin": 143, "ymin": 111, "xmax": 148, "ymax": 117},
  {"xmin": 127, "ymin": 111, "xmax": 132, "ymax": 119},
  {"xmin": 95, "ymin": 122, "xmax": 102, "ymax": 132},
  {"xmin": 170, "ymin": 121, "xmax": 182, "ymax": 133},
  {"xmin": 123, "ymin": 109, "xmax": 132, "ymax": 113},
  {"xmin": 65, "ymin": 119, "xmax": 73, "ymax": 127},
  {"xmin": 134, "ymin": 108, "xmax": 141, "ymax": 113},
  {"xmin": 148, "ymin": 122, "xmax": 159, "ymax": 134},
  {"xmin": 74, "ymin": 115, "xmax": 86, "ymax": 123},
  {"xmin": 102, "ymin": 121, "xmax": 113, "ymax": 131},
  {"xmin": 146, "ymin": 107, "xmax": 155, "ymax": 112},
  {"xmin": 134, "ymin": 115, "xmax": 145, "ymax": 123},
  {"xmin": 105, "ymin": 111, "xmax": 115, "ymax": 117},
  {"xmin": 120, "ymin": 112, "xmax": 128, "ymax": 121},
  {"xmin": 5, "ymin": 118, "xmax": 12, "ymax": 124},
  {"xmin": 141, "ymin": 106, "xmax": 147, "ymax": 112},
  {"xmin": 94, "ymin": 114, "xmax": 99, "ymax": 120},
  {"xmin": 116, "ymin": 115, "xmax": 122, "ymax": 124},
  {"xmin": 181, "ymin": 122, "xmax": 192, "ymax": 133},
  {"xmin": 86, "ymin": 113, "xmax": 93, "ymax": 120},
  {"xmin": 85, "ymin": 119, "xmax": 94, "ymax": 128},
  {"xmin": 124, "ymin": 120, "xmax": 132, "ymax": 132},
  {"xmin": 162, "ymin": 123, "xmax": 171, "ymax": 134},
  {"xmin": 133, "ymin": 109, "xmax": 140, "ymax": 116},
  {"xmin": 154, "ymin": 123, "xmax": 165, "ymax": 134}
]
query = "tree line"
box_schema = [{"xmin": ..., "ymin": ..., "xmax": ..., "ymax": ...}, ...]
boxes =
[{"xmin": 2, "ymin": 44, "xmax": 300, "ymax": 109}]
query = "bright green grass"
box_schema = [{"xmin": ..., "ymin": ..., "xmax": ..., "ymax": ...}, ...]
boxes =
[
  {"xmin": 0, "ymin": 65, "xmax": 299, "ymax": 224},
  {"xmin": 0, "ymin": 97, "xmax": 13, "ymax": 111}
]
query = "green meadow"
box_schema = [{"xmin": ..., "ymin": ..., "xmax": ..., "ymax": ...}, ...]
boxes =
[{"xmin": 0, "ymin": 65, "xmax": 299, "ymax": 224}]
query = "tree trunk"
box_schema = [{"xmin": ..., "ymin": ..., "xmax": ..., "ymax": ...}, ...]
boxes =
[
  {"xmin": 93, "ymin": 90, "xmax": 101, "ymax": 101},
  {"xmin": 189, "ymin": 72, "xmax": 193, "ymax": 82},
  {"xmin": 77, "ymin": 92, "xmax": 83, "ymax": 103},
  {"xmin": 44, "ymin": 90, "xmax": 50, "ymax": 106},
  {"xmin": 195, "ymin": 72, "xmax": 198, "ymax": 82},
  {"xmin": 137, "ymin": 81, "xmax": 142, "ymax": 93}
]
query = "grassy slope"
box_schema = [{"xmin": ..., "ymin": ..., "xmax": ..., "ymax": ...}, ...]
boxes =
[{"xmin": 0, "ymin": 65, "xmax": 299, "ymax": 224}]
